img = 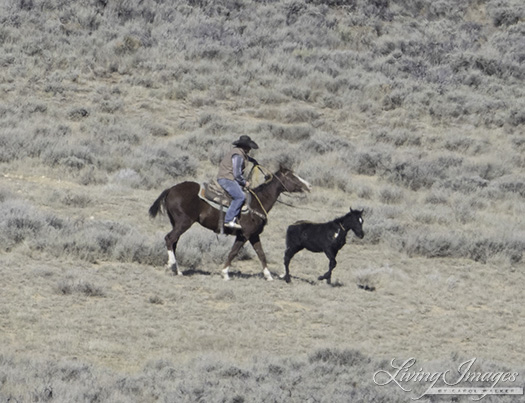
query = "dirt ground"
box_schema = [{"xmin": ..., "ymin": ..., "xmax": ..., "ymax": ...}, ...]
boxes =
[{"xmin": 2, "ymin": 171, "xmax": 524, "ymax": 378}]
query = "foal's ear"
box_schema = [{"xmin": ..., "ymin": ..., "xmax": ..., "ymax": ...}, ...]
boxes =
[{"xmin": 349, "ymin": 207, "xmax": 364, "ymax": 215}]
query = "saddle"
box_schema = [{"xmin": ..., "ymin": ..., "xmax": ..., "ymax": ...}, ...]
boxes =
[{"xmin": 198, "ymin": 180, "xmax": 250, "ymax": 213}]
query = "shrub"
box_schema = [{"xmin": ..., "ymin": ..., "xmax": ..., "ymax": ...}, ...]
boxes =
[
  {"xmin": 109, "ymin": 168, "xmax": 143, "ymax": 188},
  {"xmin": 113, "ymin": 230, "xmax": 166, "ymax": 266},
  {"xmin": 358, "ymin": 205, "xmax": 406, "ymax": 246},
  {"xmin": 487, "ymin": 2, "xmax": 524, "ymax": 27},
  {"xmin": 263, "ymin": 122, "xmax": 313, "ymax": 143},
  {"xmin": 404, "ymin": 230, "xmax": 467, "ymax": 259},
  {"xmin": 0, "ymin": 198, "xmax": 54, "ymax": 251},
  {"xmin": 442, "ymin": 175, "xmax": 489, "ymax": 194},
  {"xmin": 371, "ymin": 128, "xmax": 422, "ymax": 147},
  {"xmin": 133, "ymin": 144, "xmax": 199, "ymax": 188},
  {"xmin": 303, "ymin": 132, "xmax": 354, "ymax": 155},
  {"xmin": 309, "ymin": 348, "xmax": 369, "ymax": 367},
  {"xmin": 59, "ymin": 191, "xmax": 93, "ymax": 208},
  {"xmin": 57, "ymin": 280, "xmax": 106, "ymax": 297},
  {"xmin": 297, "ymin": 154, "xmax": 352, "ymax": 191},
  {"xmin": 378, "ymin": 185, "xmax": 405, "ymax": 204},
  {"xmin": 41, "ymin": 141, "xmax": 98, "ymax": 170},
  {"xmin": 496, "ymin": 176, "xmax": 525, "ymax": 197}
]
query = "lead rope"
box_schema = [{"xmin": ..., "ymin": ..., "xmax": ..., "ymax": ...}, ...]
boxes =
[
  {"xmin": 246, "ymin": 164, "xmax": 273, "ymax": 220},
  {"xmin": 248, "ymin": 188, "xmax": 269, "ymax": 220}
]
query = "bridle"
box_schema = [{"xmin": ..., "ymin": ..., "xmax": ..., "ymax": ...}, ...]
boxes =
[{"xmin": 253, "ymin": 164, "xmax": 292, "ymax": 193}]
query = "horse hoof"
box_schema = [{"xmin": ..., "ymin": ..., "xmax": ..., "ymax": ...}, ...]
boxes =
[
  {"xmin": 263, "ymin": 268, "xmax": 273, "ymax": 281},
  {"xmin": 285, "ymin": 275, "xmax": 291, "ymax": 284},
  {"xmin": 167, "ymin": 264, "xmax": 183, "ymax": 276}
]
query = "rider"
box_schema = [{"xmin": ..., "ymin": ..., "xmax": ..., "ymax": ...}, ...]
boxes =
[{"xmin": 217, "ymin": 135, "xmax": 259, "ymax": 230}]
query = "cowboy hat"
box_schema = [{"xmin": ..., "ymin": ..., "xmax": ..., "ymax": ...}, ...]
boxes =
[{"xmin": 233, "ymin": 135, "xmax": 259, "ymax": 149}]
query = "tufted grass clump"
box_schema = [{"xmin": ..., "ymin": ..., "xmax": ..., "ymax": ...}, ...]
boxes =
[{"xmin": 57, "ymin": 280, "xmax": 106, "ymax": 297}]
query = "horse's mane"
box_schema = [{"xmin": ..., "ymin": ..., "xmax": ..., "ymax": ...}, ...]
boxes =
[{"xmin": 251, "ymin": 169, "xmax": 281, "ymax": 194}]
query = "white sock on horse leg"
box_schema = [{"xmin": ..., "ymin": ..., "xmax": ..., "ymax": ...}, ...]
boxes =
[{"xmin": 167, "ymin": 251, "xmax": 182, "ymax": 275}]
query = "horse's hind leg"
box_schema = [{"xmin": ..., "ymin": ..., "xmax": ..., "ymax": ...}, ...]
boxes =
[
  {"xmin": 165, "ymin": 232, "xmax": 181, "ymax": 275},
  {"xmin": 282, "ymin": 246, "xmax": 301, "ymax": 283},
  {"xmin": 165, "ymin": 217, "xmax": 193, "ymax": 276}
]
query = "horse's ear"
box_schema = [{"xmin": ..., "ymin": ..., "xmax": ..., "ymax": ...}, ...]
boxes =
[
  {"xmin": 349, "ymin": 207, "xmax": 353, "ymax": 212},
  {"xmin": 277, "ymin": 156, "xmax": 294, "ymax": 172}
]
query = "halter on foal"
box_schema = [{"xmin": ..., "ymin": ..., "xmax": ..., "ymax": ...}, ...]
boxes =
[{"xmin": 149, "ymin": 166, "xmax": 311, "ymax": 280}]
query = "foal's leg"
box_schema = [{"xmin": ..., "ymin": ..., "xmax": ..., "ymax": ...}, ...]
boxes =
[
  {"xmin": 249, "ymin": 234, "xmax": 273, "ymax": 281},
  {"xmin": 319, "ymin": 250, "xmax": 337, "ymax": 285},
  {"xmin": 282, "ymin": 245, "xmax": 302, "ymax": 283},
  {"xmin": 222, "ymin": 234, "xmax": 246, "ymax": 281},
  {"xmin": 165, "ymin": 216, "xmax": 193, "ymax": 276}
]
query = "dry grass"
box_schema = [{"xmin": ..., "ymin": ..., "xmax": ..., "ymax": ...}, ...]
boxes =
[{"xmin": 1, "ymin": 174, "xmax": 524, "ymax": 401}]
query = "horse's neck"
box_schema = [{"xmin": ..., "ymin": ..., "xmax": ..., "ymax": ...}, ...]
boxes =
[
  {"xmin": 335, "ymin": 218, "xmax": 350, "ymax": 233},
  {"xmin": 253, "ymin": 177, "xmax": 282, "ymax": 213}
]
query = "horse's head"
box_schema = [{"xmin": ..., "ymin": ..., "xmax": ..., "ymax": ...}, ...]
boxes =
[
  {"xmin": 343, "ymin": 208, "xmax": 365, "ymax": 239},
  {"xmin": 276, "ymin": 166, "xmax": 311, "ymax": 194}
]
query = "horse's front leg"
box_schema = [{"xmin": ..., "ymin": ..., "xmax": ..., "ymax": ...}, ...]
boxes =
[
  {"xmin": 222, "ymin": 235, "xmax": 246, "ymax": 281},
  {"xmin": 249, "ymin": 234, "xmax": 273, "ymax": 281},
  {"xmin": 319, "ymin": 251, "xmax": 337, "ymax": 285}
]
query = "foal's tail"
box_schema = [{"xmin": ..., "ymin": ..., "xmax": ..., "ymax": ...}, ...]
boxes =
[{"xmin": 149, "ymin": 189, "xmax": 170, "ymax": 218}]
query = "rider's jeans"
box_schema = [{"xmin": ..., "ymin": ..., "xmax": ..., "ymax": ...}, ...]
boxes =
[{"xmin": 217, "ymin": 178, "xmax": 246, "ymax": 223}]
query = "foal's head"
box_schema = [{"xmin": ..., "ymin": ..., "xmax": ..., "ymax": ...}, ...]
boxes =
[{"xmin": 342, "ymin": 208, "xmax": 365, "ymax": 239}]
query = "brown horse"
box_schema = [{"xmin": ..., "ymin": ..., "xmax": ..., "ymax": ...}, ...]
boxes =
[{"xmin": 149, "ymin": 166, "xmax": 311, "ymax": 280}]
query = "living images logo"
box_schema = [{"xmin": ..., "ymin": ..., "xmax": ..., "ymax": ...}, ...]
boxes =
[{"xmin": 373, "ymin": 357, "xmax": 523, "ymax": 400}]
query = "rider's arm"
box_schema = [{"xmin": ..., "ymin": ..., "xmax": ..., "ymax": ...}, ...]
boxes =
[
  {"xmin": 247, "ymin": 155, "xmax": 258, "ymax": 165},
  {"xmin": 232, "ymin": 154, "xmax": 246, "ymax": 187}
]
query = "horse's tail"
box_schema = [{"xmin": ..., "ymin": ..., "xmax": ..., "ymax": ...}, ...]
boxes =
[{"xmin": 149, "ymin": 189, "xmax": 170, "ymax": 218}]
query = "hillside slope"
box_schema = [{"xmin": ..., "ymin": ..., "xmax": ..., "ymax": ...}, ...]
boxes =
[{"xmin": 0, "ymin": 0, "xmax": 524, "ymax": 401}]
